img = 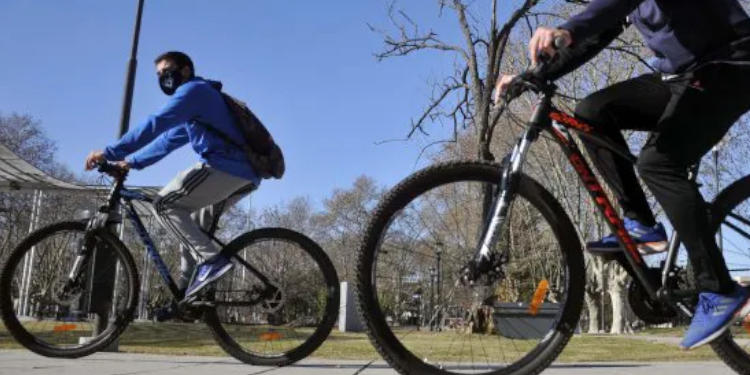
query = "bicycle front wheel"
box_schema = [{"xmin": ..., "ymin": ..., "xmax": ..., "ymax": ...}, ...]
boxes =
[
  {"xmin": 356, "ymin": 161, "xmax": 584, "ymax": 375},
  {"xmin": 204, "ymin": 227, "xmax": 339, "ymax": 366},
  {"xmin": 0, "ymin": 221, "xmax": 139, "ymax": 358}
]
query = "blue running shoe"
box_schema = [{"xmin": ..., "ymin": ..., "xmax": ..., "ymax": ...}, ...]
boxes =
[
  {"xmin": 681, "ymin": 285, "xmax": 750, "ymax": 350},
  {"xmin": 586, "ymin": 218, "xmax": 668, "ymax": 255},
  {"xmin": 184, "ymin": 255, "xmax": 234, "ymax": 300}
]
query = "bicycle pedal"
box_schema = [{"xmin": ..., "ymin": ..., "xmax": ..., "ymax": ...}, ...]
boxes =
[
  {"xmin": 177, "ymin": 295, "xmax": 199, "ymax": 307},
  {"xmin": 189, "ymin": 300, "xmax": 216, "ymax": 307}
]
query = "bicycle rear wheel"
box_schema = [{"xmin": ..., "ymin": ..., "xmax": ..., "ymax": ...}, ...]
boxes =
[
  {"xmin": 0, "ymin": 221, "xmax": 139, "ymax": 358},
  {"xmin": 203, "ymin": 228, "xmax": 339, "ymax": 366},
  {"xmin": 707, "ymin": 176, "xmax": 750, "ymax": 373},
  {"xmin": 356, "ymin": 161, "xmax": 584, "ymax": 375}
]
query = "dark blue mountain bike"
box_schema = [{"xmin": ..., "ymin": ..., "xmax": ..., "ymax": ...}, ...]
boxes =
[{"xmin": 0, "ymin": 161, "xmax": 339, "ymax": 366}]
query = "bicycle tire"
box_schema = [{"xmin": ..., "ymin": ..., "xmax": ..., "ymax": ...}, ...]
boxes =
[
  {"xmin": 0, "ymin": 221, "xmax": 139, "ymax": 358},
  {"xmin": 707, "ymin": 175, "xmax": 750, "ymax": 374},
  {"xmin": 356, "ymin": 161, "xmax": 585, "ymax": 375},
  {"xmin": 203, "ymin": 227, "xmax": 339, "ymax": 366}
]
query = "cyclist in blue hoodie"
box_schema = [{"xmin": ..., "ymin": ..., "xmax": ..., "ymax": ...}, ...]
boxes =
[
  {"xmin": 85, "ymin": 51, "xmax": 257, "ymax": 301},
  {"xmin": 494, "ymin": 0, "xmax": 750, "ymax": 350}
]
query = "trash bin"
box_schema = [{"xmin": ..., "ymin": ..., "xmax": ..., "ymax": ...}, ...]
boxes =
[{"xmin": 492, "ymin": 302, "xmax": 560, "ymax": 339}]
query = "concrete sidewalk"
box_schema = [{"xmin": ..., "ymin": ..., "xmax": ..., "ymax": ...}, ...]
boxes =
[{"xmin": 0, "ymin": 350, "xmax": 737, "ymax": 375}]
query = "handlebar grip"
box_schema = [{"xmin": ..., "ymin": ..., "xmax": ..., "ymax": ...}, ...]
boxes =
[
  {"xmin": 96, "ymin": 159, "xmax": 127, "ymax": 178},
  {"xmin": 553, "ymin": 35, "xmax": 568, "ymax": 50},
  {"xmin": 533, "ymin": 36, "xmax": 568, "ymax": 75},
  {"xmin": 96, "ymin": 159, "xmax": 110, "ymax": 171}
]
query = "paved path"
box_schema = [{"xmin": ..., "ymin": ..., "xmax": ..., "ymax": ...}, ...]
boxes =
[{"xmin": 0, "ymin": 350, "xmax": 737, "ymax": 375}]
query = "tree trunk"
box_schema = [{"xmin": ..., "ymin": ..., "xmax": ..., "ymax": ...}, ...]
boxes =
[
  {"xmin": 583, "ymin": 253, "xmax": 606, "ymax": 333},
  {"xmin": 584, "ymin": 291, "xmax": 601, "ymax": 333},
  {"xmin": 608, "ymin": 265, "xmax": 630, "ymax": 334}
]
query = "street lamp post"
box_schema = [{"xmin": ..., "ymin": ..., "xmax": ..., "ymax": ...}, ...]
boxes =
[
  {"xmin": 89, "ymin": 0, "xmax": 146, "ymax": 344},
  {"xmin": 435, "ymin": 242, "xmax": 443, "ymax": 332},
  {"xmin": 429, "ymin": 267, "xmax": 436, "ymax": 331}
]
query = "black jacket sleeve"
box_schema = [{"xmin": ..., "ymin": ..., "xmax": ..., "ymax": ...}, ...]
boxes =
[
  {"xmin": 559, "ymin": 0, "xmax": 642, "ymax": 42},
  {"xmin": 543, "ymin": 22, "xmax": 627, "ymax": 81}
]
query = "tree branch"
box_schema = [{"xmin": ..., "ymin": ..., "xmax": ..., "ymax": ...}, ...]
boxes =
[
  {"xmin": 368, "ymin": 5, "xmax": 468, "ymax": 61},
  {"xmin": 407, "ymin": 81, "xmax": 466, "ymax": 138}
]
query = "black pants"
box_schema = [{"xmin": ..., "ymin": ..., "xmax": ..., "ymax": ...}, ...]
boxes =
[{"xmin": 575, "ymin": 64, "xmax": 750, "ymax": 293}]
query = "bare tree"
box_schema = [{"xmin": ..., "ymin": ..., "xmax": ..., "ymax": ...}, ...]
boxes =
[
  {"xmin": 372, "ymin": 0, "xmax": 539, "ymax": 162},
  {"xmin": 318, "ymin": 176, "xmax": 382, "ymax": 282}
]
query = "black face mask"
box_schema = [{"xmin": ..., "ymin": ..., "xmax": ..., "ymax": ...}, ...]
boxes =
[{"xmin": 158, "ymin": 68, "xmax": 184, "ymax": 95}]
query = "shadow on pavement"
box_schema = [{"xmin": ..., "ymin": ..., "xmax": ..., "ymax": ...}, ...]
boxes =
[
  {"xmin": 288, "ymin": 362, "xmax": 644, "ymax": 370},
  {"xmin": 74, "ymin": 355, "xmax": 646, "ymax": 372}
]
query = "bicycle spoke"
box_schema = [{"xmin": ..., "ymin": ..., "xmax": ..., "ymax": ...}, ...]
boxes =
[
  {"xmin": 724, "ymin": 218, "xmax": 750, "ymax": 242},
  {"xmin": 362, "ymin": 166, "xmax": 579, "ymax": 374},
  {"xmin": 1, "ymin": 222, "xmax": 135, "ymax": 356},
  {"xmin": 206, "ymin": 230, "xmax": 336, "ymax": 365}
]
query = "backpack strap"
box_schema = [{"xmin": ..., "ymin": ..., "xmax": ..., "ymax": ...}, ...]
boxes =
[
  {"xmin": 198, "ymin": 80, "xmax": 250, "ymax": 150},
  {"xmin": 193, "ymin": 118, "xmax": 247, "ymax": 152}
]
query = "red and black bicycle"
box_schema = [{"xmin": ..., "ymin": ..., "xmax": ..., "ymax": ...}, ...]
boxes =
[{"xmin": 356, "ymin": 62, "xmax": 750, "ymax": 374}]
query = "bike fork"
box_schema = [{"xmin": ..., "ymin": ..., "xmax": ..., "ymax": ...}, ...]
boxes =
[
  {"xmin": 68, "ymin": 233, "xmax": 96, "ymax": 281},
  {"xmin": 68, "ymin": 255, "xmax": 87, "ymax": 280},
  {"xmin": 474, "ymin": 128, "xmax": 538, "ymax": 265}
]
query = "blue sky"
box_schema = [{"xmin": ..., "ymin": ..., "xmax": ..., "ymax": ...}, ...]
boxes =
[
  {"xmin": 0, "ymin": 0, "xmax": 471, "ymax": 212},
  {"xmin": 5, "ymin": 1, "xmax": 750, "ymax": 275}
]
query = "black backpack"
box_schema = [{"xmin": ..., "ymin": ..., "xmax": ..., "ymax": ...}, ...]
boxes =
[{"xmin": 203, "ymin": 81, "xmax": 285, "ymax": 179}]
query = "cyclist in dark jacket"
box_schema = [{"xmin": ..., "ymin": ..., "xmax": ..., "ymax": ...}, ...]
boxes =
[{"xmin": 495, "ymin": 0, "xmax": 750, "ymax": 349}]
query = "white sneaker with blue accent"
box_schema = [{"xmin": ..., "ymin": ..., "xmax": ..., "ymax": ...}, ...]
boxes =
[{"xmin": 184, "ymin": 255, "xmax": 234, "ymax": 300}]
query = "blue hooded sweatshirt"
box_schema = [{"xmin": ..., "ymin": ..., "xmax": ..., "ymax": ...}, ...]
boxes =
[
  {"xmin": 103, "ymin": 77, "xmax": 259, "ymax": 185},
  {"xmin": 559, "ymin": 0, "xmax": 750, "ymax": 73}
]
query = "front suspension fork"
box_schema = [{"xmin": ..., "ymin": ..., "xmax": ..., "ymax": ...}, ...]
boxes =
[
  {"xmin": 68, "ymin": 203, "xmax": 114, "ymax": 282},
  {"xmin": 472, "ymin": 127, "xmax": 540, "ymax": 269},
  {"xmin": 67, "ymin": 233, "xmax": 97, "ymax": 286}
]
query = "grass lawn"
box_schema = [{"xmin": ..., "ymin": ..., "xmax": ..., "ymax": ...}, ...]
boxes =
[
  {"xmin": 0, "ymin": 321, "xmax": 721, "ymax": 362},
  {"xmin": 641, "ymin": 325, "xmax": 750, "ymax": 339}
]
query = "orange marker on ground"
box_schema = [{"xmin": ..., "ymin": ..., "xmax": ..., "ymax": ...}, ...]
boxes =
[
  {"xmin": 260, "ymin": 331, "xmax": 282, "ymax": 341},
  {"xmin": 528, "ymin": 279, "xmax": 549, "ymax": 316},
  {"xmin": 53, "ymin": 324, "xmax": 77, "ymax": 332}
]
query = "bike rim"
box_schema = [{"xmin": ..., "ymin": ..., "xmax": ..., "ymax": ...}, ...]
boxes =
[
  {"xmin": 2, "ymin": 224, "xmax": 132, "ymax": 351},
  {"xmin": 369, "ymin": 177, "xmax": 572, "ymax": 374},
  {"xmin": 210, "ymin": 236, "xmax": 334, "ymax": 358}
]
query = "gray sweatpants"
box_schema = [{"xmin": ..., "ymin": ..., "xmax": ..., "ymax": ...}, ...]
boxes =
[{"xmin": 152, "ymin": 163, "xmax": 256, "ymax": 290}]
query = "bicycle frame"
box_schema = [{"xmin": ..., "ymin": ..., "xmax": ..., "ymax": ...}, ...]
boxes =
[
  {"xmin": 478, "ymin": 88, "xmax": 695, "ymax": 318},
  {"xmin": 73, "ymin": 175, "xmax": 275, "ymax": 304},
  {"xmin": 119, "ymin": 188, "xmax": 184, "ymax": 298},
  {"xmin": 77, "ymin": 178, "xmax": 186, "ymax": 299}
]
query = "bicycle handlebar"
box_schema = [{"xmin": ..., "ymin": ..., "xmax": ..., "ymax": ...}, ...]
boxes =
[
  {"xmin": 501, "ymin": 36, "xmax": 567, "ymax": 103},
  {"xmin": 96, "ymin": 159, "xmax": 128, "ymax": 179}
]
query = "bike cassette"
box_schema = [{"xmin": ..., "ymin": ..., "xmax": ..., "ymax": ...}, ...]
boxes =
[{"xmin": 460, "ymin": 252, "xmax": 509, "ymax": 286}]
